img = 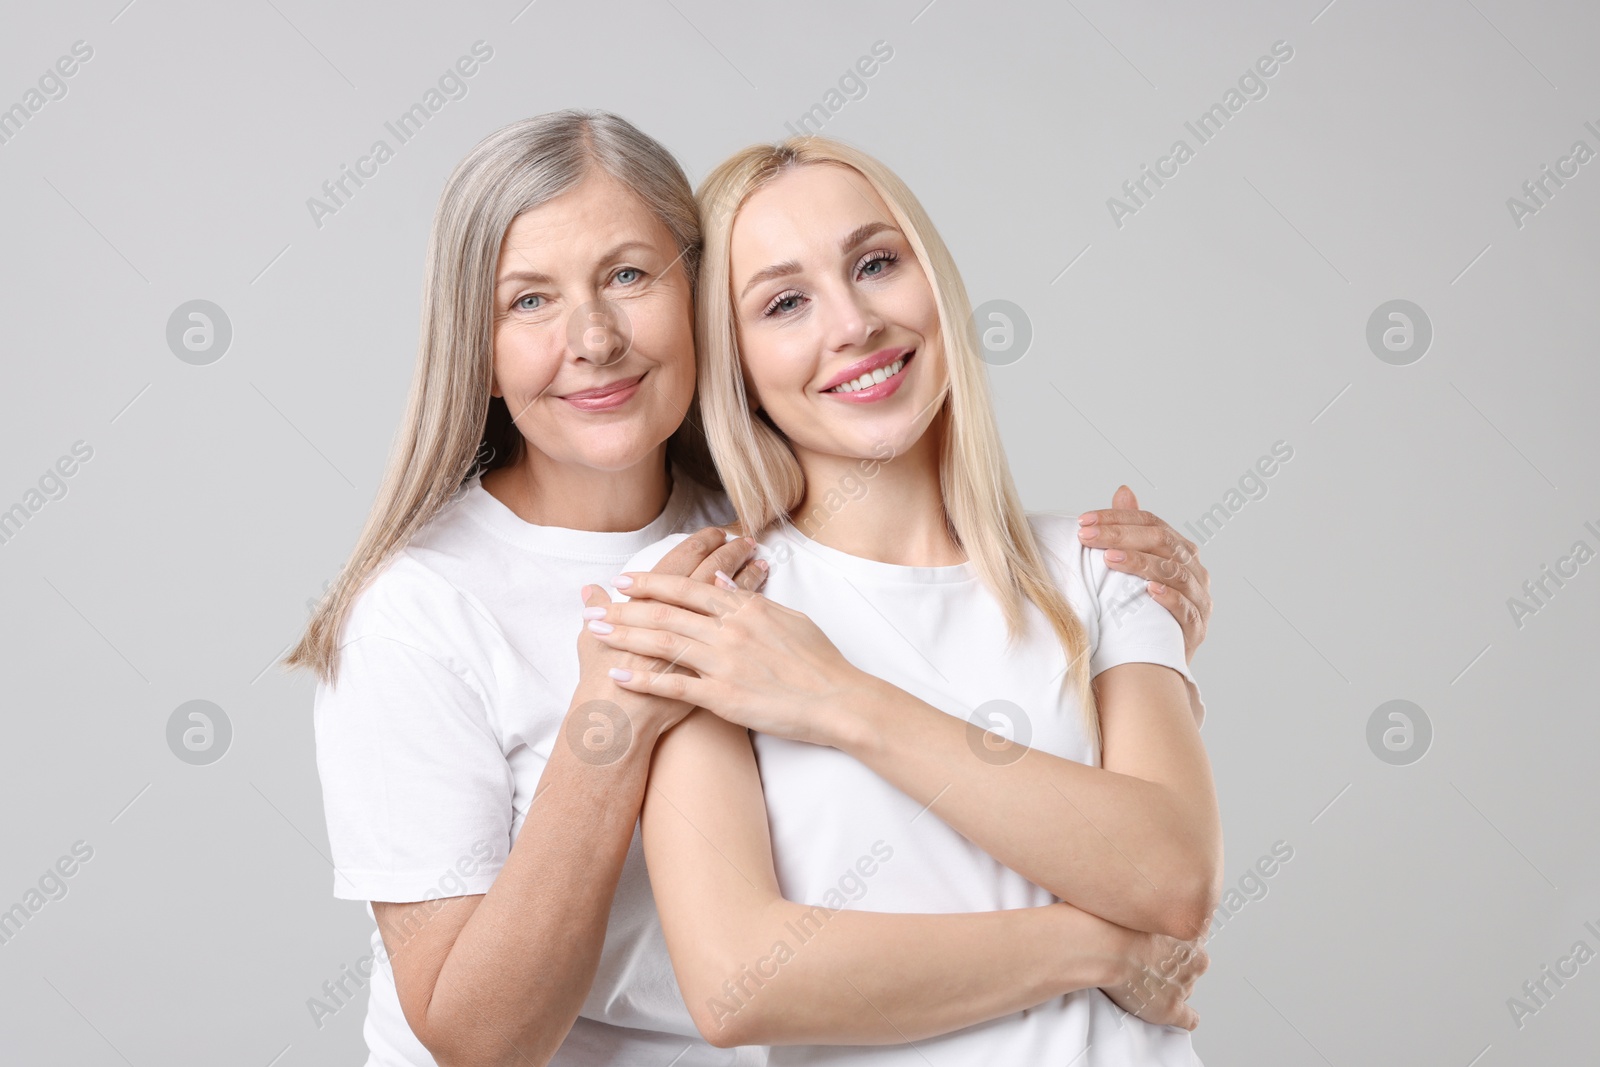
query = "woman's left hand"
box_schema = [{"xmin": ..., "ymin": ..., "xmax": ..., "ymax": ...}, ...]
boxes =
[
  {"xmin": 1079, "ymin": 485, "xmax": 1212, "ymax": 663},
  {"xmin": 584, "ymin": 571, "xmax": 865, "ymax": 745}
]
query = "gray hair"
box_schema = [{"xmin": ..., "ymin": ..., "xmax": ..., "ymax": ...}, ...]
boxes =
[{"xmin": 286, "ymin": 110, "xmax": 708, "ymax": 684}]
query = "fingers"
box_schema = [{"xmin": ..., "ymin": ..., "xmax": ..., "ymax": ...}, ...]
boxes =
[
  {"xmin": 1079, "ymin": 516, "xmax": 1198, "ymax": 561},
  {"xmin": 1112, "ymin": 484, "xmax": 1139, "ymax": 512},
  {"xmin": 1077, "ymin": 507, "xmax": 1164, "ymax": 534},
  {"xmin": 651, "ymin": 526, "xmax": 736, "ymax": 579},
  {"xmin": 730, "ymin": 557, "xmax": 769, "ymax": 592},
  {"xmin": 690, "ymin": 533, "xmax": 759, "ymax": 587},
  {"xmin": 587, "ymin": 598, "xmax": 721, "ymax": 647},
  {"xmin": 606, "ymin": 663, "xmax": 708, "ymax": 706},
  {"xmin": 589, "ymin": 616, "xmax": 712, "ymax": 674},
  {"xmin": 616, "ymin": 570, "xmax": 752, "ymax": 617},
  {"xmin": 1103, "ymin": 546, "xmax": 1195, "ymax": 590}
]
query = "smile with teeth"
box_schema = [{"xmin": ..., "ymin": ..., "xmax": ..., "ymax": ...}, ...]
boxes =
[{"xmin": 827, "ymin": 356, "xmax": 909, "ymax": 393}]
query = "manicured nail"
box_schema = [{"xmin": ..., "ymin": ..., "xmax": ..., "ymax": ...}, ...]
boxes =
[
  {"xmin": 754, "ymin": 558, "xmax": 769, "ymax": 572},
  {"xmin": 744, "ymin": 536, "xmax": 756, "ymax": 548},
  {"xmin": 1078, "ymin": 514, "xmax": 1099, "ymax": 526},
  {"xmin": 1148, "ymin": 582, "xmax": 1166, "ymax": 595},
  {"xmin": 580, "ymin": 585, "xmax": 592, "ymax": 601},
  {"xmin": 608, "ymin": 667, "xmax": 632, "ymax": 682},
  {"xmin": 715, "ymin": 569, "xmax": 736, "ymax": 589},
  {"xmin": 587, "ymin": 620, "xmax": 615, "ymax": 634},
  {"xmin": 582, "ymin": 607, "xmax": 607, "ymax": 620},
  {"xmin": 612, "ymin": 574, "xmax": 633, "ymax": 589},
  {"xmin": 1080, "ymin": 526, "xmax": 1098, "ymax": 540},
  {"xmin": 1106, "ymin": 550, "xmax": 1126, "ymax": 562}
]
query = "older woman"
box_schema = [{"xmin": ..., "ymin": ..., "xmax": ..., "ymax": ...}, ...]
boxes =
[{"xmin": 288, "ymin": 111, "xmax": 1212, "ymax": 1067}]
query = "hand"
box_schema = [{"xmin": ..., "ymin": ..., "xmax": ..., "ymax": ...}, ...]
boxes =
[
  {"xmin": 1078, "ymin": 486, "xmax": 1212, "ymax": 664},
  {"xmin": 1100, "ymin": 927, "xmax": 1210, "ymax": 1031},
  {"xmin": 583, "ymin": 569, "xmax": 865, "ymax": 745},
  {"xmin": 572, "ymin": 529, "xmax": 767, "ymax": 738}
]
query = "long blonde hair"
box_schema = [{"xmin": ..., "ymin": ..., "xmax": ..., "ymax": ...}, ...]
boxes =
[
  {"xmin": 285, "ymin": 110, "xmax": 713, "ymax": 685},
  {"xmin": 695, "ymin": 138, "xmax": 1099, "ymax": 746}
]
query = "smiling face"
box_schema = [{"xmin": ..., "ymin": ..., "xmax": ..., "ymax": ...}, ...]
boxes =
[
  {"xmin": 490, "ymin": 167, "xmax": 696, "ymax": 474},
  {"xmin": 729, "ymin": 163, "xmax": 948, "ymax": 467}
]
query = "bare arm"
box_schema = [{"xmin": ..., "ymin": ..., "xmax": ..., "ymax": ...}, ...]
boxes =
[
  {"xmin": 595, "ymin": 577, "xmax": 1223, "ymax": 941},
  {"xmin": 377, "ymin": 531, "xmax": 762, "ymax": 1067},
  {"xmin": 641, "ymin": 708, "xmax": 1178, "ymax": 1049},
  {"xmin": 833, "ymin": 662, "xmax": 1222, "ymax": 940}
]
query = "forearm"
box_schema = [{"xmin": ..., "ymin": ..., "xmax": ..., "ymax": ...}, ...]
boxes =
[
  {"xmin": 420, "ymin": 700, "xmax": 663, "ymax": 1067},
  {"xmin": 691, "ymin": 900, "xmax": 1128, "ymax": 1047},
  {"xmin": 833, "ymin": 676, "xmax": 1218, "ymax": 938}
]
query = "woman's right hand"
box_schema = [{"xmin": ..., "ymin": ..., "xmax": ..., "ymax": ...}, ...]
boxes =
[
  {"xmin": 573, "ymin": 527, "xmax": 767, "ymax": 737},
  {"xmin": 1100, "ymin": 925, "xmax": 1210, "ymax": 1031}
]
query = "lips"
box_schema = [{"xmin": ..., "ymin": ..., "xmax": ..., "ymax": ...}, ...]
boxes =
[
  {"xmin": 822, "ymin": 350, "xmax": 915, "ymax": 404},
  {"xmin": 821, "ymin": 347, "xmax": 915, "ymax": 393},
  {"xmin": 559, "ymin": 373, "xmax": 645, "ymax": 412}
]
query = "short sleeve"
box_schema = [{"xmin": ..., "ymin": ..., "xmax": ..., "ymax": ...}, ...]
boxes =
[
  {"xmin": 313, "ymin": 634, "xmax": 513, "ymax": 901},
  {"xmin": 1087, "ymin": 549, "xmax": 1208, "ymax": 728}
]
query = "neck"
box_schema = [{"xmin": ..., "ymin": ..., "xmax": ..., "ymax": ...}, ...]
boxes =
[
  {"xmin": 483, "ymin": 445, "xmax": 673, "ymax": 532},
  {"xmin": 790, "ymin": 421, "xmax": 963, "ymax": 566}
]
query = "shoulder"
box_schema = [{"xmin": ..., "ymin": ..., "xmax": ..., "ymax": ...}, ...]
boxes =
[
  {"xmin": 337, "ymin": 548, "xmax": 491, "ymax": 676},
  {"xmin": 1026, "ymin": 511, "xmax": 1106, "ymax": 590}
]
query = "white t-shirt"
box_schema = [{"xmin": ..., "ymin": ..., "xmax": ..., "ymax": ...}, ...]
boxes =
[
  {"xmin": 312, "ymin": 469, "xmax": 765, "ymax": 1067},
  {"xmin": 625, "ymin": 515, "xmax": 1206, "ymax": 1067}
]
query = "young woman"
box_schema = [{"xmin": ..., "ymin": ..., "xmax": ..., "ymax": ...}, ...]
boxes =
[
  {"xmin": 587, "ymin": 137, "xmax": 1222, "ymax": 1064},
  {"xmin": 287, "ymin": 111, "xmax": 1214, "ymax": 1067}
]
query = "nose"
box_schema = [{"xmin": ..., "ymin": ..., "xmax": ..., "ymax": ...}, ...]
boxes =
[
  {"xmin": 821, "ymin": 281, "xmax": 883, "ymax": 353},
  {"xmin": 567, "ymin": 294, "xmax": 632, "ymax": 367}
]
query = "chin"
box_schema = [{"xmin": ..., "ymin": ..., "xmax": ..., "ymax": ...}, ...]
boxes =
[{"xmin": 574, "ymin": 433, "xmax": 671, "ymax": 473}]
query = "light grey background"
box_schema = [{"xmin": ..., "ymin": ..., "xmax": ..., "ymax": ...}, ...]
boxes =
[{"xmin": 2, "ymin": 0, "xmax": 1596, "ymax": 1063}]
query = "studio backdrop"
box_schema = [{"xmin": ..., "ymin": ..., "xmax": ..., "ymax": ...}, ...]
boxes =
[{"xmin": 1, "ymin": 0, "xmax": 1596, "ymax": 1063}]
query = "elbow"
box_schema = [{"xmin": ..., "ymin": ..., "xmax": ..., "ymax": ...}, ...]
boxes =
[
  {"xmin": 1161, "ymin": 858, "xmax": 1224, "ymax": 943},
  {"xmin": 683, "ymin": 976, "xmax": 764, "ymax": 1049},
  {"xmin": 1162, "ymin": 894, "xmax": 1217, "ymax": 943},
  {"xmin": 420, "ymin": 1013, "xmax": 557, "ymax": 1067}
]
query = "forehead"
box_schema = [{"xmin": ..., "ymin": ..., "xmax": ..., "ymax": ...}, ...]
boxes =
[
  {"xmin": 498, "ymin": 168, "xmax": 676, "ymax": 266},
  {"xmin": 730, "ymin": 164, "xmax": 894, "ymax": 270}
]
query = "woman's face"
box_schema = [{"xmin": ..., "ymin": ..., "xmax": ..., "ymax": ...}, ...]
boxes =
[
  {"xmin": 491, "ymin": 168, "xmax": 695, "ymax": 473},
  {"xmin": 729, "ymin": 163, "xmax": 947, "ymax": 465}
]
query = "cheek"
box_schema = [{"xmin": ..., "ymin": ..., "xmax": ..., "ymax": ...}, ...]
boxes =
[
  {"xmin": 630, "ymin": 298, "xmax": 695, "ymax": 372},
  {"xmin": 493, "ymin": 320, "xmax": 561, "ymax": 396},
  {"xmin": 743, "ymin": 332, "xmax": 816, "ymax": 410}
]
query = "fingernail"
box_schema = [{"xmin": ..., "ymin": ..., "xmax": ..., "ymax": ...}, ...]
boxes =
[
  {"xmin": 1105, "ymin": 550, "xmax": 1125, "ymax": 562},
  {"xmin": 1080, "ymin": 526, "xmax": 1098, "ymax": 540},
  {"xmin": 582, "ymin": 607, "xmax": 607, "ymax": 620},
  {"xmin": 714, "ymin": 569, "xmax": 736, "ymax": 589},
  {"xmin": 580, "ymin": 585, "xmax": 591, "ymax": 601},
  {"xmin": 744, "ymin": 536, "xmax": 756, "ymax": 548},
  {"xmin": 587, "ymin": 620, "xmax": 615, "ymax": 634},
  {"xmin": 608, "ymin": 667, "xmax": 632, "ymax": 682},
  {"xmin": 612, "ymin": 575, "xmax": 633, "ymax": 589},
  {"xmin": 1078, "ymin": 514, "xmax": 1098, "ymax": 526},
  {"xmin": 1148, "ymin": 582, "xmax": 1166, "ymax": 595},
  {"xmin": 754, "ymin": 558, "xmax": 769, "ymax": 572}
]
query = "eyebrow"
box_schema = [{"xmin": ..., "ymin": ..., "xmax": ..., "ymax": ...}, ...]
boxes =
[
  {"xmin": 737, "ymin": 221, "xmax": 900, "ymax": 303},
  {"xmin": 496, "ymin": 241, "xmax": 660, "ymax": 289}
]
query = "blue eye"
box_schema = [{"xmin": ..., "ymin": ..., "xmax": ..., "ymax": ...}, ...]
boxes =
[
  {"xmin": 764, "ymin": 291, "xmax": 804, "ymax": 317},
  {"xmin": 858, "ymin": 251, "xmax": 897, "ymax": 278},
  {"xmin": 615, "ymin": 268, "xmax": 642, "ymax": 285},
  {"xmin": 515, "ymin": 293, "xmax": 543, "ymax": 311}
]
